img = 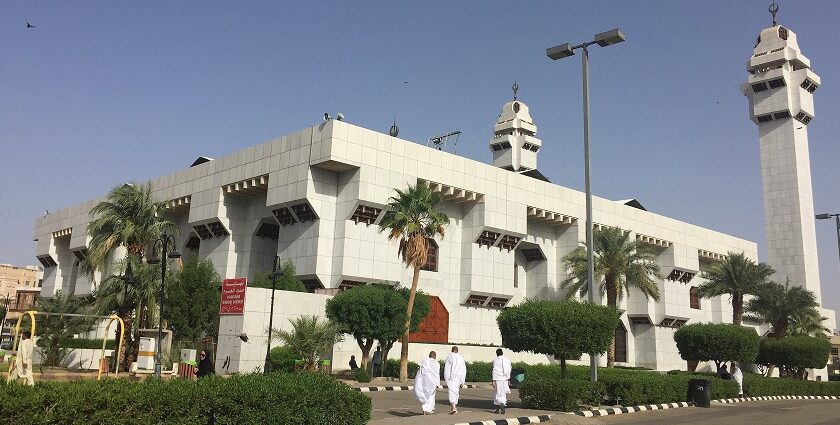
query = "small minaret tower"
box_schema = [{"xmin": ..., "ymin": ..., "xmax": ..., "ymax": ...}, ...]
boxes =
[
  {"xmin": 489, "ymin": 83, "xmax": 542, "ymax": 172},
  {"xmin": 741, "ymin": 3, "xmax": 823, "ymax": 302}
]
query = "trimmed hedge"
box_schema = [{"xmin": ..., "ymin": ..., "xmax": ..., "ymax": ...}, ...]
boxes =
[
  {"xmin": 0, "ymin": 373, "xmax": 371, "ymax": 424},
  {"xmin": 743, "ymin": 374, "xmax": 840, "ymax": 396},
  {"xmin": 269, "ymin": 345, "xmax": 297, "ymax": 373},
  {"xmin": 520, "ymin": 378, "xmax": 605, "ymax": 411}
]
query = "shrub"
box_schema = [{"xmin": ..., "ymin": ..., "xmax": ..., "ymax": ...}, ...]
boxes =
[
  {"xmin": 498, "ymin": 300, "xmax": 620, "ymax": 377},
  {"xmin": 743, "ymin": 374, "xmax": 840, "ymax": 396},
  {"xmin": 269, "ymin": 345, "xmax": 297, "ymax": 373},
  {"xmin": 520, "ymin": 378, "xmax": 605, "ymax": 411},
  {"xmin": 352, "ymin": 368, "xmax": 371, "ymax": 383},
  {"xmin": 673, "ymin": 323, "xmax": 760, "ymax": 369},
  {"xmin": 0, "ymin": 372, "xmax": 370, "ymax": 424},
  {"xmin": 599, "ymin": 373, "xmax": 739, "ymax": 405},
  {"xmin": 757, "ymin": 336, "xmax": 831, "ymax": 378},
  {"xmin": 385, "ymin": 359, "xmax": 419, "ymax": 379}
]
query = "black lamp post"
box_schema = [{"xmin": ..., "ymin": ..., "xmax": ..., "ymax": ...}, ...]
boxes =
[
  {"xmin": 147, "ymin": 233, "xmax": 181, "ymax": 378},
  {"xmin": 816, "ymin": 213, "xmax": 840, "ymax": 267},
  {"xmin": 264, "ymin": 256, "xmax": 283, "ymax": 374}
]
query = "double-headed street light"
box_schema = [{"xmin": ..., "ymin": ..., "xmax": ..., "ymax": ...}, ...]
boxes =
[
  {"xmin": 264, "ymin": 256, "xmax": 283, "ymax": 374},
  {"xmin": 816, "ymin": 213, "xmax": 840, "ymax": 267},
  {"xmin": 147, "ymin": 233, "xmax": 181, "ymax": 378},
  {"xmin": 547, "ymin": 28, "xmax": 626, "ymax": 383}
]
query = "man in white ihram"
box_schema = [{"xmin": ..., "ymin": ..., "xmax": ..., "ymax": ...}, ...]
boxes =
[
  {"xmin": 492, "ymin": 348, "xmax": 512, "ymax": 414},
  {"xmin": 7, "ymin": 331, "xmax": 35, "ymax": 386},
  {"xmin": 414, "ymin": 351, "xmax": 442, "ymax": 415},
  {"xmin": 731, "ymin": 363, "xmax": 744, "ymax": 396},
  {"xmin": 444, "ymin": 346, "xmax": 467, "ymax": 414}
]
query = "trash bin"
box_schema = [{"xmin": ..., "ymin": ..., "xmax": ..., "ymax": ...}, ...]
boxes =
[
  {"xmin": 688, "ymin": 378, "xmax": 711, "ymax": 407},
  {"xmin": 510, "ymin": 368, "xmax": 525, "ymax": 389}
]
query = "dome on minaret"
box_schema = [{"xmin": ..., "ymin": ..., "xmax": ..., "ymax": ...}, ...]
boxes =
[{"xmin": 489, "ymin": 85, "xmax": 542, "ymax": 173}]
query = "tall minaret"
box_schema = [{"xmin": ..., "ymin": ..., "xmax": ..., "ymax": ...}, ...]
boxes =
[
  {"xmin": 741, "ymin": 4, "xmax": 823, "ymax": 303},
  {"xmin": 489, "ymin": 83, "xmax": 542, "ymax": 172}
]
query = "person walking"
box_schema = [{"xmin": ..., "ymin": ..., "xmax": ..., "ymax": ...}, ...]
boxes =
[
  {"xmin": 444, "ymin": 346, "xmax": 466, "ymax": 414},
  {"xmin": 413, "ymin": 351, "xmax": 442, "ymax": 415},
  {"xmin": 731, "ymin": 363, "xmax": 744, "ymax": 396},
  {"xmin": 7, "ymin": 331, "xmax": 34, "ymax": 386},
  {"xmin": 491, "ymin": 348, "xmax": 511, "ymax": 414}
]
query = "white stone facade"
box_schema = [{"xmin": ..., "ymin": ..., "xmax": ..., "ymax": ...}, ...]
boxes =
[
  {"xmin": 741, "ymin": 24, "xmax": 835, "ymax": 326},
  {"xmin": 33, "ymin": 99, "xmax": 765, "ymax": 372}
]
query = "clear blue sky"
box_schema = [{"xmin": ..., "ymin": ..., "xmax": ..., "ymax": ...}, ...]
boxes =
[{"xmin": 2, "ymin": 1, "xmax": 840, "ymax": 321}]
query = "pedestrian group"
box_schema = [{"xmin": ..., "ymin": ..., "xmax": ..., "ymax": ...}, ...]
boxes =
[{"xmin": 413, "ymin": 346, "xmax": 511, "ymax": 415}]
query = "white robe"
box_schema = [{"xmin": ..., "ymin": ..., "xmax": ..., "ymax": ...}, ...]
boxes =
[
  {"xmin": 444, "ymin": 352, "xmax": 467, "ymax": 405},
  {"xmin": 413, "ymin": 357, "xmax": 441, "ymax": 413},
  {"xmin": 492, "ymin": 355, "xmax": 512, "ymax": 407},
  {"xmin": 8, "ymin": 338, "xmax": 34, "ymax": 386},
  {"xmin": 731, "ymin": 365, "xmax": 743, "ymax": 395}
]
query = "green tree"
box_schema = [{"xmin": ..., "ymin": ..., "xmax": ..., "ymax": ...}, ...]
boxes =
[
  {"xmin": 790, "ymin": 309, "xmax": 830, "ymax": 338},
  {"xmin": 745, "ymin": 280, "xmax": 819, "ymax": 339},
  {"xmin": 379, "ymin": 182, "xmax": 449, "ymax": 382},
  {"xmin": 673, "ymin": 323, "xmax": 760, "ymax": 371},
  {"xmin": 497, "ymin": 299, "xmax": 620, "ymax": 377},
  {"xmin": 92, "ymin": 257, "xmax": 174, "ymax": 370},
  {"xmin": 83, "ymin": 183, "xmax": 175, "ymax": 274},
  {"xmin": 249, "ymin": 261, "xmax": 306, "ymax": 292},
  {"xmin": 560, "ymin": 226, "xmax": 662, "ymax": 367},
  {"xmin": 696, "ymin": 252, "xmax": 774, "ymax": 325},
  {"xmin": 166, "ymin": 258, "xmax": 221, "ymax": 341},
  {"xmin": 756, "ymin": 336, "xmax": 831, "ymax": 379},
  {"xmin": 271, "ymin": 315, "xmax": 342, "ymax": 372},
  {"xmin": 34, "ymin": 291, "xmax": 96, "ymax": 367},
  {"xmin": 84, "ymin": 182, "xmax": 176, "ymax": 370},
  {"xmin": 376, "ymin": 287, "xmax": 430, "ymax": 375}
]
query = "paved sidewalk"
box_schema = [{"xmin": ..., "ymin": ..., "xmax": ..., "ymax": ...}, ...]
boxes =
[{"xmin": 366, "ymin": 387, "xmax": 599, "ymax": 425}]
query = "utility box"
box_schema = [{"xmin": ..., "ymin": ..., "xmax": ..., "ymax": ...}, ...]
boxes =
[
  {"xmin": 688, "ymin": 378, "xmax": 711, "ymax": 407},
  {"xmin": 181, "ymin": 349, "xmax": 196, "ymax": 364},
  {"xmin": 137, "ymin": 337, "xmax": 156, "ymax": 370}
]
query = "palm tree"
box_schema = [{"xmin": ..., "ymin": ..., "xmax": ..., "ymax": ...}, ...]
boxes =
[
  {"xmin": 379, "ymin": 182, "xmax": 449, "ymax": 382},
  {"xmin": 35, "ymin": 291, "xmax": 96, "ymax": 367},
  {"xmin": 789, "ymin": 309, "xmax": 830, "ymax": 338},
  {"xmin": 83, "ymin": 182, "xmax": 174, "ymax": 275},
  {"xmin": 745, "ymin": 280, "xmax": 819, "ymax": 339},
  {"xmin": 560, "ymin": 226, "xmax": 662, "ymax": 367},
  {"xmin": 91, "ymin": 257, "xmax": 168, "ymax": 370},
  {"xmin": 696, "ymin": 252, "xmax": 774, "ymax": 325},
  {"xmin": 84, "ymin": 182, "xmax": 175, "ymax": 371},
  {"xmin": 271, "ymin": 316, "xmax": 342, "ymax": 372}
]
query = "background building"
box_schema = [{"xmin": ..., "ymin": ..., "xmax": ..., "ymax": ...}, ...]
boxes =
[{"xmin": 0, "ymin": 263, "xmax": 42, "ymax": 342}]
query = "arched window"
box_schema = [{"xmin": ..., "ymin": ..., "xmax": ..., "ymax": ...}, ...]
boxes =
[
  {"xmin": 690, "ymin": 287, "xmax": 701, "ymax": 310},
  {"xmin": 421, "ymin": 239, "xmax": 438, "ymax": 272},
  {"xmin": 615, "ymin": 323, "xmax": 628, "ymax": 363}
]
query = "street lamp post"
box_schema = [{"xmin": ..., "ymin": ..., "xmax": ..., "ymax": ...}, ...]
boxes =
[
  {"xmin": 816, "ymin": 213, "xmax": 840, "ymax": 266},
  {"xmin": 547, "ymin": 28, "xmax": 626, "ymax": 383},
  {"xmin": 264, "ymin": 256, "xmax": 283, "ymax": 374},
  {"xmin": 147, "ymin": 233, "xmax": 181, "ymax": 378}
]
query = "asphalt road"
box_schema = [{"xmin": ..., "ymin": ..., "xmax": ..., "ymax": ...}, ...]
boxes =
[{"xmin": 593, "ymin": 399, "xmax": 840, "ymax": 425}]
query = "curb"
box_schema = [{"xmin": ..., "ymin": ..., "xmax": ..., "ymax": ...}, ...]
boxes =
[
  {"xmin": 354, "ymin": 383, "xmax": 485, "ymax": 392},
  {"xmin": 452, "ymin": 414, "xmax": 552, "ymax": 425},
  {"xmin": 715, "ymin": 395, "xmax": 840, "ymax": 403},
  {"xmin": 573, "ymin": 402, "xmax": 689, "ymax": 417},
  {"xmin": 572, "ymin": 395, "xmax": 840, "ymax": 418}
]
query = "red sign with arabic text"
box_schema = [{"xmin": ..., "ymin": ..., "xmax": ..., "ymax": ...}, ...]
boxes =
[{"xmin": 220, "ymin": 278, "xmax": 247, "ymax": 315}]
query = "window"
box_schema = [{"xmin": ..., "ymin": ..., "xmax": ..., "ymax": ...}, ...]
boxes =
[
  {"xmin": 778, "ymin": 26, "xmax": 788, "ymax": 40},
  {"xmin": 690, "ymin": 287, "xmax": 701, "ymax": 310},
  {"xmin": 773, "ymin": 111, "xmax": 791, "ymax": 119},
  {"xmin": 615, "ymin": 324, "xmax": 628, "ymax": 363},
  {"xmin": 768, "ymin": 78, "xmax": 785, "ymax": 89},
  {"xmin": 513, "ymin": 263, "xmax": 518, "ymax": 288},
  {"xmin": 752, "ymin": 83, "xmax": 768, "ymax": 92},
  {"xmin": 757, "ymin": 115, "xmax": 774, "ymax": 123},
  {"xmin": 421, "ymin": 239, "xmax": 438, "ymax": 272},
  {"xmin": 831, "ymin": 347, "xmax": 839, "ymax": 356}
]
